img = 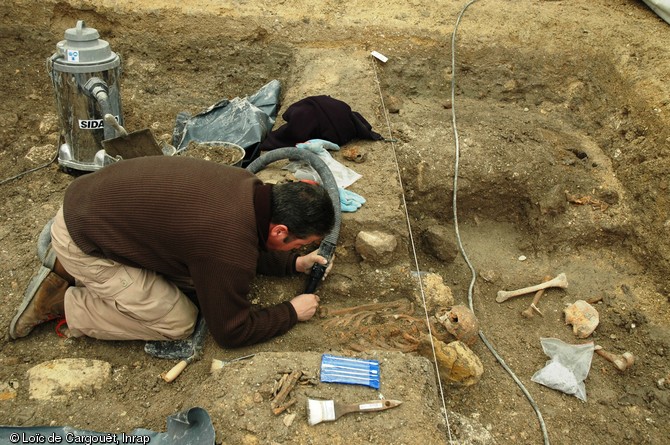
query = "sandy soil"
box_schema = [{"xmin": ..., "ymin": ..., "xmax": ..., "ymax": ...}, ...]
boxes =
[{"xmin": 1, "ymin": 0, "xmax": 670, "ymax": 444}]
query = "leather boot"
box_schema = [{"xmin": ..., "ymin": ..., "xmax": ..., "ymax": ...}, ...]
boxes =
[
  {"xmin": 53, "ymin": 258, "xmax": 76, "ymax": 285},
  {"xmin": 9, "ymin": 270, "xmax": 69, "ymax": 339}
]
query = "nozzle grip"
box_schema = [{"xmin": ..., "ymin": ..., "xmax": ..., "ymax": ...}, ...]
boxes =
[{"xmin": 303, "ymin": 241, "xmax": 336, "ymax": 294}]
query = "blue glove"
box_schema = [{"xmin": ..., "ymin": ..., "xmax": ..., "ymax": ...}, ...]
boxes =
[
  {"xmin": 339, "ymin": 187, "xmax": 366, "ymax": 212},
  {"xmin": 296, "ymin": 139, "xmax": 340, "ymax": 154}
]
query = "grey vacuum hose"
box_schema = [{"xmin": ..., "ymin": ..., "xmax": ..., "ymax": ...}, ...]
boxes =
[
  {"xmin": 83, "ymin": 77, "xmax": 116, "ymax": 140},
  {"xmin": 246, "ymin": 147, "xmax": 341, "ymax": 293}
]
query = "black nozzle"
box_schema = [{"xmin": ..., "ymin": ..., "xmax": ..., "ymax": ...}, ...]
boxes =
[{"xmin": 304, "ymin": 241, "xmax": 336, "ymax": 294}]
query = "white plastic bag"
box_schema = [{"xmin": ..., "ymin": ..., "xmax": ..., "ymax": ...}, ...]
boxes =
[
  {"xmin": 284, "ymin": 155, "xmax": 361, "ymax": 188},
  {"xmin": 531, "ymin": 337, "xmax": 594, "ymax": 401}
]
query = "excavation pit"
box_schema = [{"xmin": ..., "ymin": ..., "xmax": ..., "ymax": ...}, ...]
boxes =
[{"xmin": 1, "ymin": 1, "xmax": 669, "ymax": 444}]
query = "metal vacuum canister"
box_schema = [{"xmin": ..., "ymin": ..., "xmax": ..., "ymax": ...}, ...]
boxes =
[{"xmin": 47, "ymin": 20, "xmax": 123, "ymax": 171}]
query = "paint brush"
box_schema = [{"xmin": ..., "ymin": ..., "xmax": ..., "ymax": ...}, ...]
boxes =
[
  {"xmin": 210, "ymin": 353, "xmax": 256, "ymax": 373},
  {"xmin": 307, "ymin": 398, "xmax": 402, "ymax": 425}
]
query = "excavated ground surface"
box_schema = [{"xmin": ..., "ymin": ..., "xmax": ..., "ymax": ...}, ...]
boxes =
[{"xmin": 1, "ymin": 1, "xmax": 670, "ymax": 444}]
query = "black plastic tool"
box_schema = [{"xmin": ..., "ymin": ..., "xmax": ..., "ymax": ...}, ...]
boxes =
[{"xmin": 304, "ymin": 241, "xmax": 336, "ymax": 294}]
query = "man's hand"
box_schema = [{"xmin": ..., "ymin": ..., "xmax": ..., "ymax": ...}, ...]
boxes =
[
  {"xmin": 290, "ymin": 294, "xmax": 320, "ymax": 321},
  {"xmin": 295, "ymin": 249, "xmax": 335, "ymax": 277}
]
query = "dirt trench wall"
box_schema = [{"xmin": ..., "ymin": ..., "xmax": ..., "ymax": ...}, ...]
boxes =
[
  {"xmin": 6, "ymin": 0, "xmax": 670, "ymax": 286},
  {"xmin": 3, "ymin": 2, "xmax": 670, "ymax": 445},
  {"xmin": 377, "ymin": 20, "xmax": 670, "ymax": 289}
]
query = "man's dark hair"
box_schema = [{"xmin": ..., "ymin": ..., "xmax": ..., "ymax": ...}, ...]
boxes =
[{"xmin": 271, "ymin": 182, "xmax": 335, "ymax": 239}]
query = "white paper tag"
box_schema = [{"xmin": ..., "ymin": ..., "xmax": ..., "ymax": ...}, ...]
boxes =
[
  {"xmin": 371, "ymin": 51, "xmax": 388, "ymax": 63},
  {"xmin": 359, "ymin": 402, "xmax": 383, "ymax": 410}
]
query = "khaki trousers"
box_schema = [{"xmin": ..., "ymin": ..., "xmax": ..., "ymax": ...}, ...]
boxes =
[{"xmin": 50, "ymin": 207, "xmax": 198, "ymax": 340}]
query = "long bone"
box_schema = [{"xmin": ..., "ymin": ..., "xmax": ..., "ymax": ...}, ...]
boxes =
[
  {"xmin": 521, "ymin": 275, "xmax": 553, "ymax": 318},
  {"xmin": 594, "ymin": 345, "xmax": 635, "ymax": 372},
  {"xmin": 496, "ymin": 272, "xmax": 568, "ymax": 303}
]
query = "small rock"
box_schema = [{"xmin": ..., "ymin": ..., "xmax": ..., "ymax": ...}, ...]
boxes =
[
  {"xmin": 355, "ymin": 231, "xmax": 397, "ymax": 264},
  {"xmin": 25, "ymin": 144, "xmax": 56, "ymax": 164},
  {"xmin": 2, "ymin": 356, "xmax": 20, "ymax": 366},
  {"xmin": 38, "ymin": 113, "xmax": 59, "ymax": 135},
  {"xmin": 384, "ymin": 95, "xmax": 402, "ymax": 113},
  {"xmin": 27, "ymin": 358, "xmax": 112, "ymax": 400},
  {"xmin": 538, "ymin": 184, "xmax": 568, "ymax": 216},
  {"xmin": 421, "ymin": 225, "xmax": 458, "ymax": 263},
  {"xmin": 0, "ymin": 382, "xmax": 17, "ymax": 401},
  {"xmin": 414, "ymin": 273, "xmax": 454, "ymax": 312},
  {"xmin": 282, "ymin": 412, "xmax": 296, "ymax": 427},
  {"xmin": 418, "ymin": 337, "xmax": 483, "ymax": 386},
  {"xmin": 479, "ymin": 270, "xmax": 499, "ymax": 283}
]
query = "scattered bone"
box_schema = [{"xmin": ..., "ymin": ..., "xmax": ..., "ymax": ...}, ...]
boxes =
[
  {"xmin": 565, "ymin": 191, "xmax": 609, "ymax": 211},
  {"xmin": 271, "ymin": 373, "xmax": 288, "ymax": 398},
  {"xmin": 564, "ymin": 300, "xmax": 599, "ymax": 338},
  {"xmin": 323, "ymin": 311, "xmax": 376, "ymax": 329},
  {"xmin": 320, "ymin": 299, "xmax": 417, "ymax": 335},
  {"xmin": 319, "ymin": 299, "xmax": 411, "ymax": 318},
  {"xmin": 348, "ymin": 323, "xmax": 423, "ymax": 353},
  {"xmin": 270, "ymin": 370, "xmax": 302, "ymax": 415},
  {"xmin": 340, "ymin": 145, "xmax": 367, "ymax": 163},
  {"xmin": 521, "ymin": 275, "xmax": 552, "ymax": 318},
  {"xmin": 496, "ymin": 272, "xmax": 568, "ymax": 303},
  {"xmin": 594, "ymin": 345, "xmax": 635, "ymax": 371},
  {"xmin": 435, "ymin": 305, "xmax": 480, "ymax": 346}
]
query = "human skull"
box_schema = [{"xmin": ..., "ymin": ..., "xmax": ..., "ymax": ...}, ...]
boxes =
[{"xmin": 435, "ymin": 305, "xmax": 480, "ymax": 346}]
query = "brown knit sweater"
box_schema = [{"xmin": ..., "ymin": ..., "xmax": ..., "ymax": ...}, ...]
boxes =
[{"xmin": 63, "ymin": 156, "xmax": 299, "ymax": 347}]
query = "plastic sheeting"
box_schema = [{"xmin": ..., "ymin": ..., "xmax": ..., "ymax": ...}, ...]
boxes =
[
  {"xmin": 144, "ymin": 316, "xmax": 207, "ymax": 360},
  {"xmin": 642, "ymin": 0, "xmax": 670, "ymax": 24},
  {"xmin": 173, "ymin": 80, "xmax": 281, "ymax": 167},
  {"xmin": 0, "ymin": 407, "xmax": 215, "ymax": 445}
]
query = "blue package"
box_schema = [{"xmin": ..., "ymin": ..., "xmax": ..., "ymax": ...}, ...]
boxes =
[{"xmin": 320, "ymin": 354, "xmax": 380, "ymax": 389}]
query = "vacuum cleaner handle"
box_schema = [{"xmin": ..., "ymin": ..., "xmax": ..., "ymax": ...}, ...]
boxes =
[{"xmin": 304, "ymin": 241, "xmax": 336, "ymax": 294}]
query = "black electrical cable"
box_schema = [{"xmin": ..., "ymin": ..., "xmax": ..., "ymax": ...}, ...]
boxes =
[{"xmin": 0, "ymin": 149, "xmax": 59, "ymax": 186}]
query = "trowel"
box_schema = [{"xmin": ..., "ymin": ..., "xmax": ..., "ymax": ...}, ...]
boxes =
[
  {"xmin": 144, "ymin": 316, "xmax": 208, "ymax": 383},
  {"xmin": 101, "ymin": 113, "xmax": 166, "ymax": 159}
]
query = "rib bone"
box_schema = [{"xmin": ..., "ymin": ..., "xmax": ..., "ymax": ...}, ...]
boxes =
[{"xmin": 496, "ymin": 272, "xmax": 568, "ymax": 303}]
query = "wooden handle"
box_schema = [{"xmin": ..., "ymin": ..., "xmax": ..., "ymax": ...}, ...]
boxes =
[
  {"xmin": 103, "ymin": 114, "xmax": 128, "ymax": 136},
  {"xmin": 161, "ymin": 360, "xmax": 188, "ymax": 383}
]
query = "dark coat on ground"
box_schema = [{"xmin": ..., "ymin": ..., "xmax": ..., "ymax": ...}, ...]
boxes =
[{"xmin": 259, "ymin": 95, "xmax": 382, "ymax": 150}]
